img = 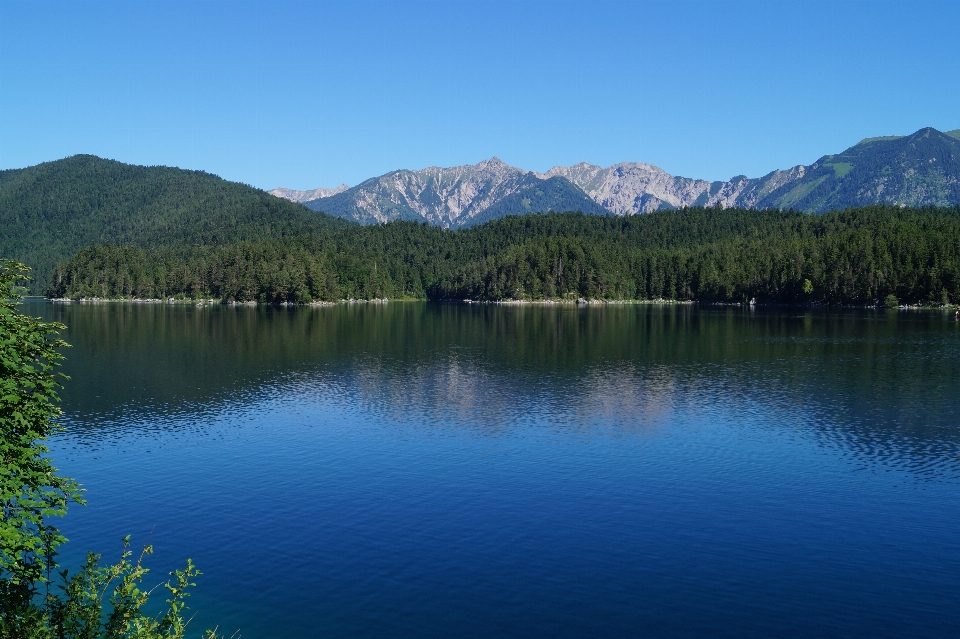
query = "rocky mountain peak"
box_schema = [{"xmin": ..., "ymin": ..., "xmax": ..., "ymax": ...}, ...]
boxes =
[
  {"xmin": 478, "ymin": 156, "xmax": 507, "ymax": 168},
  {"xmin": 268, "ymin": 184, "xmax": 349, "ymax": 203},
  {"xmin": 270, "ymin": 126, "xmax": 960, "ymax": 225}
]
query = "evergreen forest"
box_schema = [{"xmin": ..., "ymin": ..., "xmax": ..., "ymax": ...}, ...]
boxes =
[
  {"xmin": 47, "ymin": 205, "xmax": 960, "ymax": 306},
  {"xmin": 0, "ymin": 155, "xmax": 346, "ymax": 292}
]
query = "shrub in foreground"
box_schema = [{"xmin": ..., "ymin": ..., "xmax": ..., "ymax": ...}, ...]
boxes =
[{"xmin": 0, "ymin": 259, "xmax": 223, "ymax": 638}]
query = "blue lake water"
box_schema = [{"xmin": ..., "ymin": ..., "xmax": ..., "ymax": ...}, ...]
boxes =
[{"xmin": 27, "ymin": 301, "xmax": 960, "ymax": 638}]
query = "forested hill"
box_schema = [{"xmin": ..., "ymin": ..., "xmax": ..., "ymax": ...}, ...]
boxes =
[
  {"xmin": 0, "ymin": 155, "xmax": 347, "ymax": 292},
  {"xmin": 49, "ymin": 206, "xmax": 960, "ymax": 306}
]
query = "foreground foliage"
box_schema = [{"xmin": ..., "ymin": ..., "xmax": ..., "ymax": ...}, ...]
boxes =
[
  {"xmin": 0, "ymin": 260, "xmax": 221, "ymax": 638},
  {"xmin": 49, "ymin": 206, "xmax": 960, "ymax": 305}
]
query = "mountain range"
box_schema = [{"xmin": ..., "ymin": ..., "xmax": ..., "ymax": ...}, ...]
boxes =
[
  {"xmin": 3, "ymin": 126, "xmax": 959, "ymax": 293},
  {"xmin": 271, "ymin": 127, "xmax": 960, "ymax": 227}
]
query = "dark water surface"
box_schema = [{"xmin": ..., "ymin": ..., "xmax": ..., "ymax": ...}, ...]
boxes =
[{"xmin": 27, "ymin": 301, "xmax": 960, "ymax": 638}]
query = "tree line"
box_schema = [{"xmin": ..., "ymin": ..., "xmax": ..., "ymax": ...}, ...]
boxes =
[{"xmin": 47, "ymin": 206, "xmax": 960, "ymax": 305}]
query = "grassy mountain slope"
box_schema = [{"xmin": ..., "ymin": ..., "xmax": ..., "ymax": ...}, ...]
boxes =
[
  {"xmin": 0, "ymin": 155, "xmax": 347, "ymax": 292},
  {"xmin": 753, "ymin": 127, "xmax": 960, "ymax": 212}
]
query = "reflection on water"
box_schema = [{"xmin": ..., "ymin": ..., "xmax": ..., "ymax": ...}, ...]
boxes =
[
  {"xmin": 33, "ymin": 301, "xmax": 960, "ymax": 476},
  {"xmin": 23, "ymin": 301, "xmax": 960, "ymax": 638}
]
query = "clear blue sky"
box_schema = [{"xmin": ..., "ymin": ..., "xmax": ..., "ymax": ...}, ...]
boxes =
[{"xmin": 1, "ymin": 0, "xmax": 958, "ymax": 190}]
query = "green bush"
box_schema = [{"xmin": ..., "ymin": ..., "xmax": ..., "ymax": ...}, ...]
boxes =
[{"xmin": 0, "ymin": 260, "xmax": 222, "ymax": 638}]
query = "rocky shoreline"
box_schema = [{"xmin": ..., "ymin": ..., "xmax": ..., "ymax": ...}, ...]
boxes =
[{"xmin": 44, "ymin": 296, "xmax": 959, "ymax": 311}]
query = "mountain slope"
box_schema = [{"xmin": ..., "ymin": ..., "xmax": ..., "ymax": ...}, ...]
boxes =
[
  {"xmin": 281, "ymin": 127, "xmax": 960, "ymax": 222},
  {"xmin": 0, "ymin": 155, "xmax": 347, "ymax": 292},
  {"xmin": 541, "ymin": 162, "xmax": 709, "ymax": 214},
  {"xmin": 303, "ymin": 157, "xmax": 605, "ymax": 227},
  {"xmin": 458, "ymin": 176, "xmax": 610, "ymax": 226},
  {"xmin": 538, "ymin": 161, "xmax": 811, "ymax": 214},
  {"xmin": 544, "ymin": 127, "xmax": 960, "ymax": 215},
  {"xmin": 752, "ymin": 127, "xmax": 960, "ymax": 211}
]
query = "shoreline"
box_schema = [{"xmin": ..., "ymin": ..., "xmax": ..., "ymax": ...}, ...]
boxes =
[{"xmin": 42, "ymin": 296, "xmax": 960, "ymax": 311}]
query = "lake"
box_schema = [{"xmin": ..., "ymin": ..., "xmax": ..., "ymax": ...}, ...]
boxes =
[{"xmin": 26, "ymin": 300, "xmax": 960, "ymax": 638}]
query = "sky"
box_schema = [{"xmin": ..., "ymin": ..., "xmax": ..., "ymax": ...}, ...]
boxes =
[{"xmin": 1, "ymin": 0, "xmax": 958, "ymax": 190}]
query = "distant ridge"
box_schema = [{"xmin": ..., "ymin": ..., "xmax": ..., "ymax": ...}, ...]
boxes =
[
  {"xmin": 856, "ymin": 135, "xmax": 905, "ymax": 145},
  {"xmin": 268, "ymin": 184, "xmax": 348, "ymax": 202},
  {"xmin": 274, "ymin": 127, "xmax": 960, "ymax": 225}
]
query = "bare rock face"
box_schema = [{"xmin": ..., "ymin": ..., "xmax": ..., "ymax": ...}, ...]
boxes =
[
  {"xmin": 268, "ymin": 185, "xmax": 349, "ymax": 203},
  {"xmin": 291, "ymin": 158, "xmax": 606, "ymax": 227},
  {"xmin": 547, "ymin": 128, "xmax": 960, "ymax": 214},
  {"xmin": 355, "ymin": 157, "xmax": 531, "ymax": 226},
  {"xmin": 542, "ymin": 162, "xmax": 811, "ymax": 213},
  {"xmin": 543, "ymin": 162, "xmax": 711, "ymax": 214},
  {"xmin": 269, "ymin": 128, "xmax": 960, "ymax": 225}
]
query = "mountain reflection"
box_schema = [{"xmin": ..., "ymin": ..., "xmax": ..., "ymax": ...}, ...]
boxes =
[{"xmin": 27, "ymin": 300, "xmax": 960, "ymax": 477}]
